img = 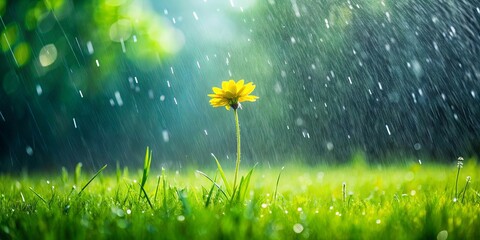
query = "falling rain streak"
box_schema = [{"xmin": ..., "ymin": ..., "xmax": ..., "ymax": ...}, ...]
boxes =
[{"xmin": 0, "ymin": 0, "xmax": 479, "ymax": 171}]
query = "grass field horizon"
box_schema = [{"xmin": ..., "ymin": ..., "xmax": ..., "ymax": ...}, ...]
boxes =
[{"xmin": 1, "ymin": 157, "xmax": 479, "ymax": 239}]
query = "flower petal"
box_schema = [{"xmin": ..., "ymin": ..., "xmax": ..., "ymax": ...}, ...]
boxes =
[
  {"xmin": 226, "ymin": 80, "xmax": 237, "ymax": 96},
  {"xmin": 208, "ymin": 94, "xmax": 222, "ymax": 98},
  {"xmin": 221, "ymin": 81, "xmax": 229, "ymax": 90},
  {"xmin": 212, "ymin": 87, "xmax": 223, "ymax": 94},
  {"xmin": 239, "ymin": 95, "xmax": 259, "ymax": 102},
  {"xmin": 240, "ymin": 82, "xmax": 256, "ymax": 96},
  {"xmin": 236, "ymin": 80, "xmax": 245, "ymax": 94}
]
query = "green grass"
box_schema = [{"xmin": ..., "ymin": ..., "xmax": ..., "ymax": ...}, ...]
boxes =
[{"xmin": 1, "ymin": 161, "xmax": 479, "ymax": 239}]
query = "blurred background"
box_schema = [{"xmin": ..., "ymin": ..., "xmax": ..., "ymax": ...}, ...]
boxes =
[{"xmin": 1, "ymin": 0, "xmax": 479, "ymax": 172}]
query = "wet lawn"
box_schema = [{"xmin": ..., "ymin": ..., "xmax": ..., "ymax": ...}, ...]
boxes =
[{"xmin": 1, "ymin": 161, "xmax": 479, "ymax": 239}]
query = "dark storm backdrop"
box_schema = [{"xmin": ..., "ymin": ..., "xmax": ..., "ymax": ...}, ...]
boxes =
[{"xmin": 1, "ymin": 0, "xmax": 479, "ymax": 172}]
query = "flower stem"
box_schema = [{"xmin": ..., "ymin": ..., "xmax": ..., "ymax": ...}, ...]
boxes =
[{"xmin": 233, "ymin": 109, "xmax": 241, "ymax": 193}]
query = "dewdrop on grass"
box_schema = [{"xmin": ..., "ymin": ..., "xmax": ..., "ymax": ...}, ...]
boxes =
[{"xmin": 293, "ymin": 223, "xmax": 304, "ymax": 234}]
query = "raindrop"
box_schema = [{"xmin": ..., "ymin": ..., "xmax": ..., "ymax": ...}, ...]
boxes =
[
  {"xmin": 290, "ymin": 37, "xmax": 296, "ymax": 44},
  {"xmin": 73, "ymin": 118, "xmax": 77, "ymax": 128},
  {"xmin": 114, "ymin": 91, "xmax": 123, "ymax": 106},
  {"xmin": 471, "ymin": 90, "xmax": 476, "ymax": 98},
  {"xmin": 437, "ymin": 230, "xmax": 448, "ymax": 240},
  {"xmin": 385, "ymin": 124, "xmax": 391, "ymax": 135},
  {"xmin": 160, "ymin": 95, "xmax": 166, "ymax": 101},
  {"xmin": 295, "ymin": 117, "xmax": 304, "ymax": 126},
  {"xmin": 79, "ymin": 90, "xmax": 83, "ymax": 98},
  {"xmin": 291, "ymin": 0, "xmax": 301, "ymax": 17},
  {"xmin": 418, "ymin": 88, "xmax": 423, "ymax": 96},
  {"xmin": 177, "ymin": 215, "xmax": 185, "ymax": 221},
  {"xmin": 293, "ymin": 223, "xmax": 304, "ymax": 233},
  {"xmin": 120, "ymin": 38, "xmax": 126, "ymax": 53},
  {"xmin": 326, "ymin": 142, "xmax": 334, "ymax": 151},
  {"xmin": 204, "ymin": 129, "xmax": 208, "ymax": 136},
  {"xmin": 193, "ymin": 11, "xmax": 199, "ymax": 20},
  {"xmin": 414, "ymin": 143, "xmax": 421, "ymax": 150},
  {"xmin": 26, "ymin": 146, "xmax": 33, "ymax": 156},
  {"xmin": 86, "ymin": 41, "xmax": 94, "ymax": 54},
  {"xmin": 95, "ymin": 59, "xmax": 100, "ymax": 67},
  {"xmin": 162, "ymin": 130, "xmax": 170, "ymax": 142},
  {"xmin": 173, "ymin": 97, "xmax": 178, "ymax": 105},
  {"xmin": 274, "ymin": 82, "xmax": 282, "ymax": 94},
  {"xmin": 411, "ymin": 59, "xmax": 423, "ymax": 78},
  {"xmin": 376, "ymin": 219, "xmax": 381, "ymax": 224},
  {"xmin": 36, "ymin": 84, "xmax": 43, "ymax": 95},
  {"xmin": 0, "ymin": 111, "xmax": 5, "ymax": 122}
]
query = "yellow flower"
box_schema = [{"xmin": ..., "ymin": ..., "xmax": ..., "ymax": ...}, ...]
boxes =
[{"xmin": 208, "ymin": 79, "xmax": 259, "ymax": 110}]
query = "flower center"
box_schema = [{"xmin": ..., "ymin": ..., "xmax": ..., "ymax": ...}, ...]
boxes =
[{"xmin": 229, "ymin": 99, "xmax": 239, "ymax": 109}]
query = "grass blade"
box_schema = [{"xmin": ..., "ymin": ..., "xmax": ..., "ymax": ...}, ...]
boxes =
[
  {"xmin": 205, "ymin": 172, "xmax": 218, "ymax": 207},
  {"xmin": 139, "ymin": 147, "xmax": 152, "ymax": 200},
  {"xmin": 116, "ymin": 161, "xmax": 121, "ymax": 184},
  {"xmin": 232, "ymin": 163, "xmax": 257, "ymax": 203},
  {"xmin": 138, "ymin": 183, "xmax": 154, "ymax": 210},
  {"xmin": 196, "ymin": 170, "xmax": 228, "ymax": 198},
  {"xmin": 162, "ymin": 167, "xmax": 168, "ymax": 216},
  {"xmin": 177, "ymin": 189, "xmax": 191, "ymax": 216},
  {"xmin": 29, "ymin": 187, "xmax": 48, "ymax": 205},
  {"xmin": 74, "ymin": 162, "xmax": 82, "ymax": 186},
  {"xmin": 212, "ymin": 153, "xmax": 232, "ymax": 196},
  {"xmin": 78, "ymin": 164, "xmax": 108, "ymax": 196},
  {"xmin": 273, "ymin": 166, "xmax": 285, "ymax": 206},
  {"xmin": 154, "ymin": 175, "xmax": 161, "ymax": 202}
]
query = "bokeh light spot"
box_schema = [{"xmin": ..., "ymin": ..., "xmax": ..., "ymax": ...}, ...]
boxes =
[
  {"xmin": 109, "ymin": 19, "xmax": 132, "ymax": 42},
  {"xmin": 13, "ymin": 42, "xmax": 31, "ymax": 67},
  {"xmin": 1, "ymin": 23, "xmax": 20, "ymax": 52},
  {"xmin": 0, "ymin": 0, "xmax": 6, "ymax": 15},
  {"xmin": 2, "ymin": 71, "xmax": 20, "ymax": 95},
  {"xmin": 39, "ymin": 44, "xmax": 58, "ymax": 67}
]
